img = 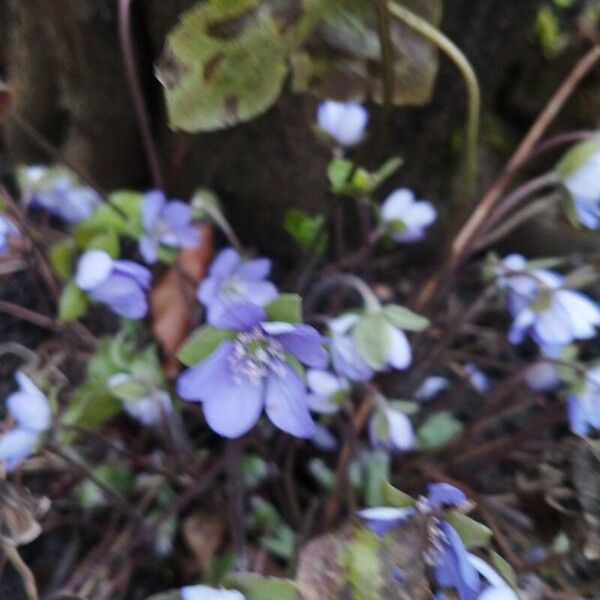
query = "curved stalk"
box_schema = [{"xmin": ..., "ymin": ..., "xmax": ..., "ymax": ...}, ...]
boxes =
[{"xmin": 387, "ymin": 1, "xmax": 481, "ymax": 202}]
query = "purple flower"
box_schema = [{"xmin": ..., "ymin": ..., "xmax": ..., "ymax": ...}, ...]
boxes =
[
  {"xmin": 198, "ymin": 248, "xmax": 278, "ymax": 327},
  {"xmin": 380, "ymin": 188, "xmax": 437, "ymax": 243},
  {"xmin": 317, "ymin": 100, "xmax": 369, "ymax": 148},
  {"xmin": 464, "ymin": 363, "xmax": 489, "ymax": 393},
  {"xmin": 0, "ymin": 372, "xmax": 51, "ymax": 472},
  {"xmin": 358, "ymin": 506, "xmax": 415, "ymax": 536},
  {"xmin": 311, "ymin": 423, "xmax": 338, "ymax": 451},
  {"xmin": 0, "ymin": 215, "xmax": 19, "ymax": 256},
  {"xmin": 139, "ymin": 190, "xmax": 200, "ymax": 264},
  {"xmin": 427, "ymin": 483, "xmax": 468, "ymax": 510},
  {"xmin": 567, "ymin": 366, "xmax": 600, "ymax": 437},
  {"xmin": 329, "ymin": 314, "xmax": 374, "ymax": 381},
  {"xmin": 75, "ymin": 249, "xmax": 152, "ymax": 319},
  {"xmin": 22, "ymin": 165, "xmax": 101, "ymax": 223},
  {"xmin": 369, "ymin": 404, "xmax": 415, "ymax": 452},
  {"xmin": 497, "ymin": 254, "xmax": 600, "ymax": 347},
  {"xmin": 177, "ymin": 306, "xmax": 327, "ymax": 438}
]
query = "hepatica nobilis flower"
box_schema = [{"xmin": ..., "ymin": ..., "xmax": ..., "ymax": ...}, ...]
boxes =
[
  {"xmin": 369, "ymin": 401, "xmax": 416, "ymax": 452},
  {"xmin": 497, "ymin": 254, "xmax": 600, "ymax": 347},
  {"xmin": 139, "ymin": 190, "xmax": 200, "ymax": 264},
  {"xmin": 567, "ymin": 365, "xmax": 600, "ymax": 437},
  {"xmin": 21, "ymin": 165, "xmax": 101, "ymax": 223},
  {"xmin": 0, "ymin": 215, "xmax": 19, "ymax": 256},
  {"xmin": 316, "ymin": 100, "xmax": 369, "ymax": 148},
  {"xmin": 0, "ymin": 371, "xmax": 51, "ymax": 471},
  {"xmin": 380, "ymin": 188, "xmax": 437, "ymax": 243},
  {"xmin": 197, "ymin": 248, "xmax": 278, "ymax": 327},
  {"xmin": 177, "ymin": 303, "xmax": 327, "ymax": 438},
  {"xmin": 306, "ymin": 369, "xmax": 350, "ymax": 414},
  {"xmin": 559, "ymin": 139, "xmax": 600, "ymax": 230},
  {"xmin": 75, "ymin": 249, "xmax": 152, "ymax": 319}
]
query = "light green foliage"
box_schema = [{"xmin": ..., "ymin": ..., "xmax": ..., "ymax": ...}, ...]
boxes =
[
  {"xmin": 58, "ymin": 281, "xmax": 88, "ymax": 322},
  {"xmin": 327, "ymin": 156, "xmax": 403, "ymax": 197},
  {"xmin": 533, "ymin": 6, "xmax": 564, "ymax": 57},
  {"xmin": 384, "ymin": 304, "xmax": 430, "ymax": 331},
  {"xmin": 49, "ymin": 239, "xmax": 76, "ymax": 280},
  {"xmin": 556, "ymin": 137, "xmax": 600, "ymax": 178},
  {"xmin": 381, "ymin": 481, "xmax": 416, "ymax": 508},
  {"xmin": 177, "ymin": 326, "xmax": 237, "ymax": 366},
  {"xmin": 417, "ymin": 411, "xmax": 463, "ymax": 449},
  {"xmin": 75, "ymin": 461, "xmax": 133, "ymax": 510},
  {"xmin": 445, "ymin": 511, "xmax": 493, "ymax": 548},
  {"xmin": 353, "ymin": 311, "xmax": 390, "ymax": 370},
  {"xmin": 284, "ymin": 208, "xmax": 327, "ymax": 255},
  {"xmin": 225, "ymin": 573, "xmax": 298, "ymax": 600},
  {"xmin": 264, "ymin": 293, "xmax": 302, "ymax": 323},
  {"xmin": 490, "ymin": 550, "xmax": 518, "ymax": 589},
  {"xmin": 158, "ymin": 0, "xmax": 441, "ymax": 132},
  {"xmin": 364, "ymin": 450, "xmax": 390, "ymax": 507},
  {"xmin": 343, "ymin": 528, "xmax": 384, "ymax": 600}
]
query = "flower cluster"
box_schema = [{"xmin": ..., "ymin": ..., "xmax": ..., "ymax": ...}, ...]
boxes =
[
  {"xmin": 0, "ymin": 372, "xmax": 51, "ymax": 472},
  {"xmin": 360, "ymin": 483, "xmax": 518, "ymax": 600},
  {"xmin": 75, "ymin": 249, "xmax": 152, "ymax": 319}
]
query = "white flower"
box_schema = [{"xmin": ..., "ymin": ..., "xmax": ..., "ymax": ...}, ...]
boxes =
[
  {"xmin": 306, "ymin": 369, "xmax": 349, "ymax": 414},
  {"xmin": 497, "ymin": 254, "xmax": 600, "ymax": 347},
  {"xmin": 380, "ymin": 188, "xmax": 437, "ymax": 243},
  {"xmin": 369, "ymin": 405, "xmax": 415, "ymax": 452},
  {"xmin": 317, "ymin": 100, "xmax": 369, "ymax": 147},
  {"xmin": 563, "ymin": 145, "xmax": 600, "ymax": 230},
  {"xmin": 0, "ymin": 372, "xmax": 51, "ymax": 471},
  {"xmin": 567, "ymin": 366, "xmax": 600, "ymax": 437},
  {"xmin": 181, "ymin": 585, "xmax": 245, "ymax": 600}
]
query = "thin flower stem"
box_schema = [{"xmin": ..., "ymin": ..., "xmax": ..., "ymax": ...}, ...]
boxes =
[
  {"xmin": 3, "ymin": 544, "xmax": 39, "ymax": 600},
  {"xmin": 481, "ymin": 172, "xmax": 560, "ymax": 236},
  {"xmin": 203, "ymin": 203, "xmax": 243, "ymax": 251},
  {"xmin": 0, "ymin": 299, "xmax": 60, "ymax": 332},
  {"xmin": 117, "ymin": 0, "xmax": 165, "ymax": 190},
  {"xmin": 473, "ymin": 192, "xmax": 562, "ymax": 251},
  {"xmin": 387, "ymin": 0, "xmax": 481, "ymax": 203},
  {"xmin": 376, "ymin": 0, "xmax": 395, "ymax": 108}
]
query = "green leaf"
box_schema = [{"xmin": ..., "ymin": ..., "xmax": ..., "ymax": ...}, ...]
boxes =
[
  {"xmin": 489, "ymin": 550, "xmax": 518, "ymax": 589},
  {"xmin": 291, "ymin": 0, "xmax": 442, "ymax": 106},
  {"xmin": 265, "ymin": 294, "xmax": 302, "ymax": 323},
  {"xmin": 49, "ymin": 239, "xmax": 76, "ymax": 280},
  {"xmin": 383, "ymin": 304, "xmax": 430, "ymax": 331},
  {"xmin": 61, "ymin": 383, "xmax": 122, "ymax": 435},
  {"xmin": 327, "ymin": 158, "xmax": 355, "ymax": 193},
  {"xmin": 177, "ymin": 326, "xmax": 236, "ymax": 366},
  {"xmin": 284, "ymin": 208, "xmax": 327, "ymax": 255},
  {"xmin": 75, "ymin": 462, "xmax": 133, "ymax": 511},
  {"xmin": 225, "ymin": 573, "xmax": 298, "ymax": 600},
  {"xmin": 556, "ymin": 137, "xmax": 600, "ymax": 178},
  {"xmin": 417, "ymin": 411, "xmax": 463, "ymax": 449},
  {"xmin": 344, "ymin": 528, "xmax": 383, "ymax": 600},
  {"xmin": 372, "ymin": 157, "xmax": 403, "ymax": 187},
  {"xmin": 109, "ymin": 377, "xmax": 149, "ymax": 402},
  {"xmin": 352, "ymin": 312, "xmax": 390, "ymax": 370},
  {"xmin": 156, "ymin": 0, "xmax": 329, "ymax": 132},
  {"xmin": 381, "ymin": 481, "xmax": 416, "ymax": 508},
  {"xmin": 58, "ymin": 282, "xmax": 88, "ymax": 322},
  {"xmin": 446, "ymin": 512, "xmax": 492, "ymax": 549},
  {"xmin": 86, "ymin": 230, "xmax": 120, "ymax": 257},
  {"xmin": 365, "ymin": 450, "xmax": 390, "ymax": 507}
]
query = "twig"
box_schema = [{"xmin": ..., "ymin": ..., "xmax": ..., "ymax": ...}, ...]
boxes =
[
  {"xmin": 3, "ymin": 544, "xmax": 39, "ymax": 600},
  {"xmin": 117, "ymin": 0, "xmax": 165, "ymax": 190},
  {"xmin": 0, "ymin": 299, "xmax": 60, "ymax": 331}
]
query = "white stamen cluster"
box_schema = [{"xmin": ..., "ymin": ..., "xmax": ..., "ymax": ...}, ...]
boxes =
[
  {"xmin": 229, "ymin": 327, "xmax": 286, "ymax": 383},
  {"xmin": 222, "ymin": 275, "xmax": 245, "ymax": 300},
  {"xmin": 425, "ymin": 517, "xmax": 446, "ymax": 566}
]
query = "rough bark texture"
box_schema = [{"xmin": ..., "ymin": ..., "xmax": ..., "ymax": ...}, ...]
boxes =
[{"xmin": 2, "ymin": 0, "xmax": 598, "ymax": 258}]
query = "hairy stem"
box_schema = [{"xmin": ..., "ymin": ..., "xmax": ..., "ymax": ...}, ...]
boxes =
[
  {"xmin": 3, "ymin": 544, "xmax": 39, "ymax": 600},
  {"xmin": 387, "ymin": 0, "xmax": 481, "ymax": 203}
]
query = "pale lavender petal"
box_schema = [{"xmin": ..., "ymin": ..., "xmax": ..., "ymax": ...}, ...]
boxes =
[
  {"xmin": 358, "ymin": 506, "xmax": 415, "ymax": 535},
  {"xmin": 237, "ymin": 258, "xmax": 272, "ymax": 281},
  {"xmin": 112, "ymin": 260, "xmax": 152, "ymax": 289},
  {"xmin": 427, "ymin": 483, "xmax": 468, "ymax": 509},
  {"xmin": 210, "ymin": 248, "xmax": 241, "ymax": 278},
  {"xmin": 533, "ymin": 309, "xmax": 572, "ymax": 346},
  {"xmin": 331, "ymin": 335, "xmax": 374, "ymax": 382},
  {"xmin": 177, "ymin": 341, "xmax": 234, "ymax": 401},
  {"xmin": 139, "ymin": 234, "xmax": 158, "ymax": 264},
  {"xmin": 89, "ymin": 274, "xmax": 148, "ymax": 319},
  {"xmin": 202, "ymin": 374, "xmax": 264, "ymax": 438},
  {"xmin": 181, "ymin": 585, "xmax": 245, "ymax": 600},
  {"xmin": 556, "ymin": 291, "xmax": 600, "ymax": 338},
  {"xmin": 264, "ymin": 364, "xmax": 316, "ymax": 438},
  {"xmin": 162, "ymin": 200, "xmax": 192, "ymax": 228},
  {"xmin": 142, "ymin": 190, "xmax": 166, "ymax": 230},
  {"xmin": 0, "ymin": 428, "xmax": 39, "ymax": 471},
  {"xmin": 6, "ymin": 390, "xmax": 51, "ymax": 433},
  {"xmin": 272, "ymin": 324, "xmax": 327, "ymax": 368},
  {"xmin": 75, "ymin": 250, "xmax": 113, "ymax": 291},
  {"xmin": 386, "ymin": 326, "xmax": 412, "ymax": 369},
  {"xmin": 171, "ymin": 225, "xmax": 200, "ymax": 248},
  {"xmin": 208, "ymin": 302, "xmax": 265, "ymax": 331},
  {"xmin": 311, "ymin": 423, "xmax": 338, "ymax": 451},
  {"xmin": 197, "ymin": 278, "xmax": 219, "ymax": 305},
  {"xmin": 243, "ymin": 280, "xmax": 278, "ymax": 306}
]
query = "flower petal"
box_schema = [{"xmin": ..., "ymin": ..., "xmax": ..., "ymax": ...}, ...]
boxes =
[
  {"xmin": 75, "ymin": 250, "xmax": 114, "ymax": 291},
  {"xmin": 208, "ymin": 302, "xmax": 266, "ymax": 330},
  {"xmin": 162, "ymin": 200, "xmax": 192, "ymax": 228},
  {"xmin": 6, "ymin": 388, "xmax": 51, "ymax": 433},
  {"xmin": 142, "ymin": 190, "xmax": 166, "ymax": 230},
  {"xmin": 387, "ymin": 326, "xmax": 412, "ymax": 369},
  {"xmin": 113, "ymin": 260, "xmax": 152, "ymax": 289},
  {"xmin": 181, "ymin": 585, "xmax": 246, "ymax": 600},
  {"xmin": 264, "ymin": 364, "xmax": 315, "ymax": 438},
  {"xmin": 210, "ymin": 248, "xmax": 241, "ymax": 278},
  {"xmin": 272, "ymin": 324, "xmax": 327, "ymax": 369},
  {"xmin": 0, "ymin": 428, "xmax": 39, "ymax": 471},
  {"xmin": 139, "ymin": 234, "xmax": 158, "ymax": 264},
  {"xmin": 331, "ymin": 334, "xmax": 373, "ymax": 382},
  {"xmin": 89, "ymin": 274, "xmax": 148, "ymax": 319},
  {"xmin": 237, "ymin": 257, "xmax": 272, "ymax": 281}
]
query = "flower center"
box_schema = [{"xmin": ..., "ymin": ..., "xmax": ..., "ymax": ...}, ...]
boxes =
[
  {"xmin": 222, "ymin": 275, "xmax": 246, "ymax": 300},
  {"xmin": 229, "ymin": 327, "xmax": 285, "ymax": 383},
  {"xmin": 152, "ymin": 218, "xmax": 171, "ymax": 239}
]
